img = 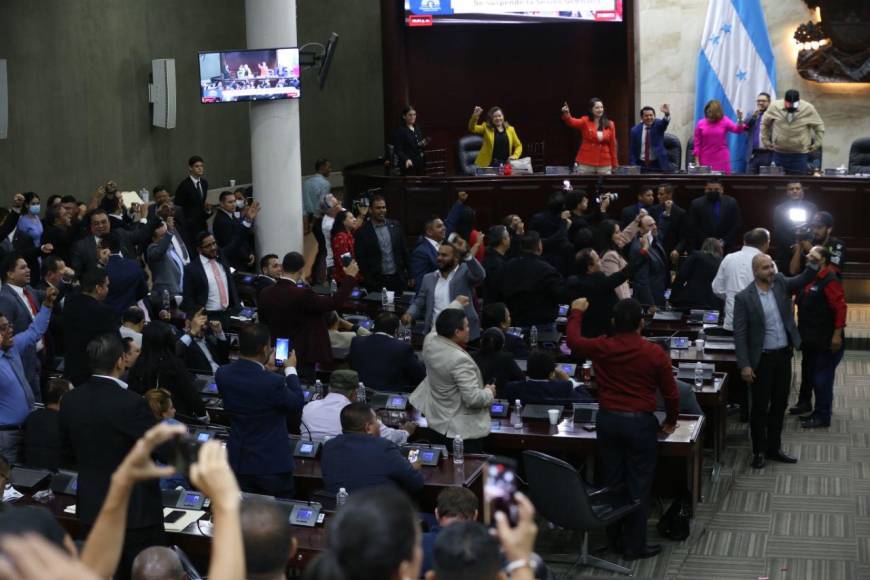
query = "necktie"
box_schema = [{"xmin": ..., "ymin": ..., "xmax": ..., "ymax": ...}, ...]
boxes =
[
  {"xmin": 209, "ymin": 260, "xmax": 229, "ymax": 309},
  {"xmin": 196, "ymin": 180, "xmax": 204, "ymax": 202},
  {"xmin": 644, "ymin": 126, "xmax": 650, "ymax": 163},
  {"xmin": 22, "ymin": 288, "xmax": 38, "ymax": 316}
]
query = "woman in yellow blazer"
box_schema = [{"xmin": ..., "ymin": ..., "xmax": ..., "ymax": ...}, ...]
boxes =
[{"xmin": 467, "ymin": 105, "xmax": 522, "ymax": 168}]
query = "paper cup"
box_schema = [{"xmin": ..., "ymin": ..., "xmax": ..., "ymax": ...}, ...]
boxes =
[
  {"xmin": 695, "ymin": 339, "xmax": 705, "ymax": 353},
  {"xmin": 386, "ymin": 290, "xmax": 396, "ymax": 305},
  {"xmin": 548, "ymin": 409, "xmax": 561, "ymax": 426},
  {"xmin": 229, "ymin": 179, "xmax": 236, "ymax": 187}
]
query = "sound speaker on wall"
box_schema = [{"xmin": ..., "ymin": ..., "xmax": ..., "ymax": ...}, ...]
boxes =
[
  {"xmin": 0, "ymin": 59, "xmax": 8, "ymax": 139},
  {"xmin": 149, "ymin": 58, "xmax": 176, "ymax": 129}
]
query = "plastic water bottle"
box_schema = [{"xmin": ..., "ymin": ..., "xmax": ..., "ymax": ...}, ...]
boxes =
[
  {"xmin": 498, "ymin": 163, "xmax": 505, "ymax": 176},
  {"xmin": 694, "ymin": 362, "xmax": 704, "ymax": 391},
  {"xmin": 314, "ymin": 379, "xmax": 323, "ymax": 398},
  {"xmin": 770, "ymin": 159, "xmax": 776, "ymax": 168},
  {"xmin": 139, "ymin": 187, "xmax": 150, "ymax": 204},
  {"xmin": 381, "ymin": 286, "xmax": 389, "ymax": 309},
  {"xmin": 453, "ymin": 435, "xmax": 464, "ymax": 465},
  {"xmin": 336, "ymin": 487, "xmax": 348, "ymax": 508},
  {"xmin": 161, "ymin": 289, "xmax": 171, "ymax": 311},
  {"xmin": 329, "ymin": 278, "xmax": 338, "ymax": 296},
  {"xmin": 513, "ymin": 399, "xmax": 524, "ymax": 429},
  {"xmin": 530, "ymin": 325, "xmax": 539, "ymax": 349},
  {"xmin": 357, "ymin": 382, "xmax": 367, "ymax": 403}
]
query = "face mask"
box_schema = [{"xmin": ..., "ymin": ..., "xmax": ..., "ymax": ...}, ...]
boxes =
[
  {"xmin": 705, "ymin": 190, "xmax": 720, "ymax": 201},
  {"xmin": 29, "ymin": 204, "xmax": 41, "ymax": 215},
  {"xmin": 235, "ymin": 200, "xmax": 245, "ymax": 209}
]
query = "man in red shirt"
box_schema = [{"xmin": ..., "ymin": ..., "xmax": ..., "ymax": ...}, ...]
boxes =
[
  {"xmin": 795, "ymin": 245, "xmax": 847, "ymax": 428},
  {"xmin": 567, "ymin": 297, "xmax": 679, "ymax": 561}
]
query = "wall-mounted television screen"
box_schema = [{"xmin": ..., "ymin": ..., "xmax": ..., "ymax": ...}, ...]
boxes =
[
  {"xmin": 199, "ymin": 48, "xmax": 301, "ymax": 104},
  {"xmin": 405, "ymin": 0, "xmax": 623, "ymax": 26}
]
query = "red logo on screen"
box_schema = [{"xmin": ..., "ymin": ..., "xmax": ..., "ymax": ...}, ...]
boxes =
[
  {"xmin": 593, "ymin": 11, "xmax": 619, "ymax": 21},
  {"xmin": 407, "ymin": 14, "xmax": 433, "ymax": 26}
]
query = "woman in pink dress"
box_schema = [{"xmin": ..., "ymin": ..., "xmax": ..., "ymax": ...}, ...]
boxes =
[{"xmin": 693, "ymin": 99, "xmax": 745, "ymax": 174}]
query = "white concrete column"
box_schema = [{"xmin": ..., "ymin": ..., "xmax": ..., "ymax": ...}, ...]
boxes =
[{"xmin": 246, "ymin": 0, "xmax": 302, "ymax": 257}]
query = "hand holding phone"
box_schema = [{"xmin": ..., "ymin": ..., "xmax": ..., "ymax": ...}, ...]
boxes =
[
  {"xmin": 274, "ymin": 338, "xmax": 290, "ymax": 367},
  {"xmin": 484, "ymin": 457, "xmax": 520, "ymax": 527}
]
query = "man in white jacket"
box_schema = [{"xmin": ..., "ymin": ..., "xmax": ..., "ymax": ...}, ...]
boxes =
[{"xmin": 712, "ymin": 228, "xmax": 771, "ymax": 331}]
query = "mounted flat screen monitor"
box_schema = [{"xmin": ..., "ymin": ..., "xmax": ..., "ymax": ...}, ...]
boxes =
[
  {"xmin": 199, "ymin": 48, "xmax": 300, "ymax": 104},
  {"xmin": 405, "ymin": 0, "xmax": 623, "ymax": 26}
]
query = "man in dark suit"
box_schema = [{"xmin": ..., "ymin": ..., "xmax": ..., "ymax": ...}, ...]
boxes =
[
  {"xmin": 0, "ymin": 252, "xmax": 44, "ymax": 401},
  {"xmin": 213, "ymin": 191, "xmax": 259, "ymax": 271},
  {"xmin": 253, "ymin": 253, "xmax": 282, "ymax": 296},
  {"xmin": 349, "ymin": 312, "xmax": 426, "ymax": 392},
  {"xmin": 148, "ymin": 185, "xmax": 187, "ymax": 232},
  {"xmin": 481, "ymin": 225, "xmax": 510, "ymax": 302},
  {"xmin": 733, "ymin": 253, "xmax": 818, "ymax": 469},
  {"xmin": 687, "ymin": 179, "xmax": 743, "ymax": 252},
  {"xmin": 58, "ymin": 333, "xmax": 162, "ymax": 579},
  {"xmin": 182, "ymin": 232, "xmax": 239, "ymax": 324},
  {"xmin": 23, "ymin": 377, "xmax": 71, "ymax": 470},
  {"xmin": 215, "ymin": 323, "xmax": 305, "ymax": 499},
  {"xmin": 354, "ymin": 195, "xmax": 409, "ymax": 292},
  {"xmin": 490, "ymin": 232, "xmax": 564, "ymax": 328},
  {"xmin": 177, "ymin": 306, "xmax": 230, "ymax": 374},
  {"xmin": 70, "ymin": 209, "xmax": 157, "ymax": 278},
  {"xmin": 649, "ymin": 183, "xmax": 689, "ymax": 265},
  {"xmin": 104, "ymin": 232, "xmax": 148, "ymax": 316},
  {"xmin": 527, "ymin": 191, "xmax": 572, "ymax": 274},
  {"xmin": 620, "ymin": 186, "xmax": 655, "ymax": 227},
  {"xmin": 630, "ymin": 215, "xmax": 668, "ymax": 308},
  {"xmin": 503, "ymin": 349, "xmax": 593, "ymax": 405},
  {"xmin": 409, "ymin": 215, "xmax": 445, "ymax": 291},
  {"xmin": 174, "ymin": 155, "xmax": 211, "ymax": 247},
  {"xmin": 744, "ymin": 92, "xmax": 773, "ymax": 174},
  {"xmin": 321, "ymin": 402, "xmax": 424, "ymax": 495},
  {"xmin": 62, "ymin": 268, "xmax": 120, "ymax": 385},
  {"xmin": 258, "ymin": 252, "xmax": 359, "ymax": 372},
  {"xmin": 629, "ymin": 104, "xmax": 674, "ymax": 173}
]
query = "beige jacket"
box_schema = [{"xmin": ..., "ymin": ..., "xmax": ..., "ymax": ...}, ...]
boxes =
[
  {"xmin": 410, "ymin": 331, "xmax": 493, "ymax": 440},
  {"xmin": 599, "ymin": 218, "xmax": 640, "ymax": 300},
  {"xmin": 761, "ymin": 99, "xmax": 824, "ymax": 154}
]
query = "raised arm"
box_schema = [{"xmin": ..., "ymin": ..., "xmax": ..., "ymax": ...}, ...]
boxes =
[{"xmin": 468, "ymin": 106, "xmax": 486, "ymax": 135}]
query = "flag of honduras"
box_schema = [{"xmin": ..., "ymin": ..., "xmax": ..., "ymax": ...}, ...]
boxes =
[{"xmin": 694, "ymin": 0, "xmax": 777, "ymax": 173}]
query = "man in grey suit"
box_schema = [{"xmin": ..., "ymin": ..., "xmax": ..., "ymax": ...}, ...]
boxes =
[
  {"xmin": 734, "ymin": 253, "xmax": 818, "ymax": 469},
  {"xmin": 402, "ymin": 236, "xmax": 485, "ymax": 341},
  {"xmin": 145, "ymin": 216, "xmax": 188, "ymax": 308},
  {"xmin": 0, "ymin": 252, "xmax": 44, "ymax": 402}
]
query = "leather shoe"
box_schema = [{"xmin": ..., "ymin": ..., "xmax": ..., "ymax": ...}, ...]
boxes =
[
  {"xmin": 765, "ymin": 449, "xmax": 798, "ymax": 463},
  {"xmin": 751, "ymin": 453, "xmax": 766, "ymax": 469},
  {"xmin": 789, "ymin": 403, "xmax": 812, "ymax": 415},
  {"xmin": 801, "ymin": 417, "xmax": 831, "ymax": 429},
  {"xmin": 624, "ymin": 544, "xmax": 662, "ymax": 561}
]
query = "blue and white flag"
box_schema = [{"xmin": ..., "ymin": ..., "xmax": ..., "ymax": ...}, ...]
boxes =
[{"xmin": 695, "ymin": 0, "xmax": 776, "ymax": 173}]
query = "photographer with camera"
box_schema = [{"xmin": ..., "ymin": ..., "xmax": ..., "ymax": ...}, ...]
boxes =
[
  {"xmin": 772, "ymin": 182, "xmax": 817, "ymax": 273},
  {"xmin": 788, "ymin": 211, "xmax": 845, "ymax": 277}
]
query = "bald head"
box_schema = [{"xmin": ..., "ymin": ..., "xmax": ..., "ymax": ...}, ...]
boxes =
[
  {"xmin": 752, "ymin": 253, "xmax": 776, "ymax": 285},
  {"xmin": 131, "ymin": 547, "xmax": 187, "ymax": 580}
]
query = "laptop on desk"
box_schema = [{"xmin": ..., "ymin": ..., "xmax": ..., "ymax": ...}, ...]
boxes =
[
  {"xmin": 652, "ymin": 310, "xmax": 683, "ymax": 321},
  {"xmin": 521, "ymin": 404, "xmax": 562, "ymax": 421}
]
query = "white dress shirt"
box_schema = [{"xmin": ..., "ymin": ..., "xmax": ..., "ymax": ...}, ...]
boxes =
[
  {"xmin": 301, "ymin": 392, "xmax": 408, "ymax": 445},
  {"xmin": 322, "ymin": 214, "xmax": 336, "ymax": 268},
  {"xmin": 712, "ymin": 245, "xmax": 776, "ymax": 330},
  {"xmin": 180, "ymin": 332, "xmax": 225, "ymax": 374},
  {"xmin": 433, "ymin": 266, "xmax": 458, "ymax": 322},
  {"xmin": 200, "ymin": 254, "xmax": 229, "ymax": 311}
]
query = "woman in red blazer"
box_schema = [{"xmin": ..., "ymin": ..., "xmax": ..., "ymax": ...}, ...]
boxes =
[
  {"xmin": 561, "ymin": 98, "xmax": 619, "ymax": 174},
  {"xmin": 331, "ymin": 210, "xmax": 361, "ymax": 283}
]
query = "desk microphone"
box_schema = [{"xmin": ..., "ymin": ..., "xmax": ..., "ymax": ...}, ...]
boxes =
[{"xmin": 300, "ymin": 420, "xmax": 314, "ymax": 442}]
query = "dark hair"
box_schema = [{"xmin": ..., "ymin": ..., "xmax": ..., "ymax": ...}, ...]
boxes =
[
  {"xmin": 639, "ymin": 106, "xmax": 656, "ymax": 117},
  {"xmin": 0, "ymin": 506, "xmax": 68, "ymax": 551},
  {"xmin": 239, "ymin": 323, "xmax": 271, "ymax": 357},
  {"xmin": 435, "ymin": 308, "xmax": 467, "ymax": 339},
  {"xmin": 520, "ymin": 231, "xmax": 541, "ymax": 253},
  {"xmin": 700, "ymin": 237, "xmax": 723, "ymax": 258},
  {"xmin": 657, "ymin": 183, "xmax": 675, "ymax": 197},
  {"xmin": 594, "ymin": 219, "xmax": 621, "ymax": 254},
  {"xmin": 102, "ymin": 230, "xmax": 122, "ymax": 254},
  {"xmin": 61, "ymin": 195, "xmax": 77, "ymax": 204},
  {"xmin": 219, "ymin": 190, "xmax": 235, "ymax": 203},
  {"xmin": 527, "ymin": 348, "xmax": 556, "ymax": 380},
  {"xmin": 586, "ymin": 98, "xmax": 610, "ymax": 130},
  {"xmin": 46, "ymin": 194, "xmax": 61, "ymax": 206},
  {"xmin": 152, "ymin": 185, "xmax": 168, "ymax": 196},
  {"xmin": 758, "ymin": 92, "xmax": 771, "ymax": 100},
  {"xmin": 478, "ymin": 327, "xmax": 505, "ymax": 356},
  {"xmin": 45, "ymin": 378, "xmax": 72, "ymax": 406},
  {"xmin": 637, "ymin": 186, "xmax": 655, "ymax": 199},
  {"xmin": 306, "ymin": 488, "xmax": 418, "ymax": 580},
  {"xmin": 612, "ymin": 299, "xmax": 643, "ymax": 333},
  {"xmin": 326, "ymin": 311, "xmax": 339, "ymax": 328},
  {"xmin": 331, "ymin": 210, "xmax": 352, "ymax": 238},
  {"xmin": 575, "ymin": 247, "xmax": 597, "ymax": 275},
  {"xmin": 485, "ymin": 106, "xmax": 507, "ymax": 129},
  {"xmin": 123, "ymin": 306, "xmax": 145, "ymax": 325},
  {"xmin": 400, "ymin": 105, "xmax": 415, "ymax": 121},
  {"xmin": 188, "ymin": 155, "xmax": 204, "ymax": 167},
  {"xmin": 195, "ymin": 231, "xmax": 214, "ymax": 248},
  {"xmin": 340, "ymin": 402, "xmax": 375, "ymax": 433},
  {"xmin": 81, "ymin": 268, "xmax": 108, "ymax": 293},
  {"xmin": 705, "ymin": 178, "xmax": 723, "ymax": 187},
  {"xmin": 485, "ymin": 225, "xmax": 508, "ymax": 249},
  {"xmin": 45, "ymin": 203, "xmax": 65, "ymax": 226},
  {"xmin": 282, "ymin": 251, "xmax": 305, "ymax": 273},
  {"xmin": 314, "ymin": 158, "xmax": 330, "ymax": 172},
  {"xmin": 241, "ymin": 497, "xmax": 295, "ymax": 578},
  {"xmin": 87, "ymin": 208, "xmax": 109, "ymax": 227},
  {"xmin": 371, "ymin": 194, "xmax": 386, "ymax": 206},
  {"xmin": 259, "ymin": 253, "xmax": 279, "ymax": 272},
  {"xmin": 127, "ymin": 322, "xmax": 179, "ymax": 394},
  {"xmin": 23, "ymin": 191, "xmax": 39, "ymax": 205},
  {"xmin": 422, "ymin": 215, "xmax": 442, "ymax": 236},
  {"xmin": 0, "ymin": 251, "xmax": 26, "ymax": 281},
  {"xmin": 564, "ymin": 190, "xmax": 588, "ymax": 212},
  {"xmin": 373, "ymin": 312, "xmax": 400, "ymax": 336},
  {"xmin": 432, "ymin": 522, "xmax": 501, "ymax": 580},
  {"xmin": 87, "ymin": 333, "xmax": 125, "ymax": 375},
  {"xmin": 453, "ymin": 205, "xmax": 476, "ymax": 241},
  {"xmin": 481, "ymin": 303, "xmax": 508, "ymax": 329},
  {"xmin": 743, "ymin": 228, "xmax": 770, "ymax": 249},
  {"xmin": 436, "ymin": 487, "xmax": 478, "ymax": 520},
  {"xmin": 546, "ymin": 191, "xmax": 565, "ymax": 213}
]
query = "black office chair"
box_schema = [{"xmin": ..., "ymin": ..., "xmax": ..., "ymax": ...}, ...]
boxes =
[
  {"xmin": 457, "ymin": 135, "xmax": 483, "ymax": 175},
  {"xmin": 685, "ymin": 137, "xmax": 696, "ymax": 169},
  {"xmin": 663, "ymin": 133, "xmax": 682, "ymax": 172},
  {"xmin": 523, "ymin": 450, "xmax": 641, "ymax": 576},
  {"xmin": 849, "ymin": 137, "xmax": 870, "ymax": 174}
]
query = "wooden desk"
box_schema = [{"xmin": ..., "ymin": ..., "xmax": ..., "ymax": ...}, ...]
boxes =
[{"xmin": 487, "ymin": 414, "xmax": 705, "ymax": 510}]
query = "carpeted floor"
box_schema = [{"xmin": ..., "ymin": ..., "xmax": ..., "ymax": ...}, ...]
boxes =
[{"xmin": 538, "ymin": 350, "xmax": 870, "ymax": 580}]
